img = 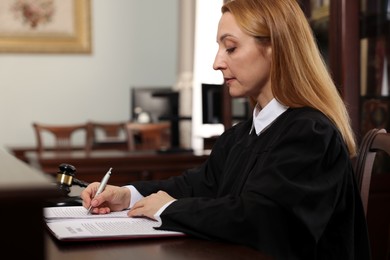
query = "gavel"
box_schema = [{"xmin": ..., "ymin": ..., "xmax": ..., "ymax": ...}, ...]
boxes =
[
  {"xmin": 45, "ymin": 163, "xmax": 89, "ymax": 207},
  {"xmin": 56, "ymin": 163, "xmax": 89, "ymax": 196}
]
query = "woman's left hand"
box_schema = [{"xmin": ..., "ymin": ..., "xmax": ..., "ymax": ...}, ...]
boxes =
[{"xmin": 128, "ymin": 190, "xmax": 175, "ymax": 220}]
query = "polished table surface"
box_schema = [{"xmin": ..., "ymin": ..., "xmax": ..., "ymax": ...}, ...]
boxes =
[{"xmin": 45, "ymin": 231, "xmax": 272, "ymax": 260}]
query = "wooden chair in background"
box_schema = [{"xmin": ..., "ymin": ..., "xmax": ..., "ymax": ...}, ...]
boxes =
[
  {"xmin": 353, "ymin": 128, "xmax": 390, "ymax": 216},
  {"xmin": 126, "ymin": 122, "xmax": 171, "ymax": 151},
  {"xmin": 32, "ymin": 122, "xmax": 89, "ymax": 154},
  {"xmin": 86, "ymin": 121, "xmax": 129, "ymax": 151},
  {"xmin": 353, "ymin": 128, "xmax": 390, "ymax": 259},
  {"xmin": 33, "ymin": 120, "xmax": 172, "ymax": 155}
]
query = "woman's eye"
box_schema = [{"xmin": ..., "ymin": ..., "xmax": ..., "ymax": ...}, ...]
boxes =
[{"xmin": 226, "ymin": 47, "xmax": 236, "ymax": 54}]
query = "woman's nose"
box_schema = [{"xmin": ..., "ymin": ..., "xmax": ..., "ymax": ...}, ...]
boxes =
[
  {"xmin": 213, "ymin": 52, "xmax": 225, "ymax": 71},
  {"xmin": 213, "ymin": 50, "xmax": 226, "ymax": 70}
]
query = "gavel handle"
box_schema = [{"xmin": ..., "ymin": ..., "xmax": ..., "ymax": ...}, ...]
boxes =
[{"xmin": 73, "ymin": 178, "xmax": 89, "ymax": 188}]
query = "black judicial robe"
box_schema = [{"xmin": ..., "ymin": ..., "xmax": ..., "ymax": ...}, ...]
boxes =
[{"xmin": 132, "ymin": 107, "xmax": 371, "ymax": 260}]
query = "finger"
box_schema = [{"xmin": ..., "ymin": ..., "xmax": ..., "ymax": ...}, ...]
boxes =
[
  {"xmin": 88, "ymin": 197, "xmax": 111, "ymax": 214},
  {"xmin": 90, "ymin": 188, "xmax": 113, "ymax": 207},
  {"xmin": 89, "ymin": 206, "xmax": 111, "ymax": 215},
  {"xmin": 130, "ymin": 200, "xmax": 144, "ymax": 211},
  {"xmin": 128, "ymin": 199, "xmax": 146, "ymax": 214},
  {"xmin": 128, "ymin": 207, "xmax": 145, "ymax": 217},
  {"xmin": 80, "ymin": 182, "xmax": 100, "ymax": 208},
  {"xmin": 95, "ymin": 207, "xmax": 111, "ymax": 214}
]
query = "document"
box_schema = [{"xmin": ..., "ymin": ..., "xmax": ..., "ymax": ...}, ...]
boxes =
[
  {"xmin": 44, "ymin": 206, "xmax": 129, "ymax": 221},
  {"xmin": 44, "ymin": 206, "xmax": 184, "ymax": 241}
]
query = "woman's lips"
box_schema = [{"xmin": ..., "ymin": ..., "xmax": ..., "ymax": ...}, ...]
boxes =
[{"xmin": 225, "ymin": 78, "xmax": 235, "ymax": 85}]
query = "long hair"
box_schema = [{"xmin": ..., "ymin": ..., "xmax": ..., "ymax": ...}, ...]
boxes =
[{"xmin": 222, "ymin": 0, "xmax": 357, "ymax": 157}]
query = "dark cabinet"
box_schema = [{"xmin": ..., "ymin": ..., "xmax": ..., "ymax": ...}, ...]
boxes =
[
  {"xmin": 302, "ymin": 1, "xmax": 390, "ymax": 259},
  {"xmin": 301, "ymin": 0, "xmax": 361, "ymax": 135}
]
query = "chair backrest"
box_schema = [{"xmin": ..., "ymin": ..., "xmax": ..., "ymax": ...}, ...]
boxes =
[
  {"xmin": 86, "ymin": 121, "xmax": 129, "ymax": 151},
  {"xmin": 125, "ymin": 122, "xmax": 170, "ymax": 151},
  {"xmin": 33, "ymin": 122, "xmax": 89, "ymax": 154},
  {"xmin": 354, "ymin": 128, "xmax": 390, "ymax": 216}
]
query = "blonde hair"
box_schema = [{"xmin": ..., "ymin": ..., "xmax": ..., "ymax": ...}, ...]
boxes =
[{"xmin": 222, "ymin": 0, "xmax": 357, "ymax": 157}]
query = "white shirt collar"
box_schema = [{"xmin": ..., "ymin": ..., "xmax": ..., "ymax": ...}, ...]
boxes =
[{"xmin": 250, "ymin": 98, "xmax": 288, "ymax": 135}]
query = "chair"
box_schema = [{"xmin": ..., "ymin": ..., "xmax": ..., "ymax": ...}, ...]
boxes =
[
  {"xmin": 353, "ymin": 128, "xmax": 390, "ymax": 216},
  {"xmin": 86, "ymin": 121, "xmax": 129, "ymax": 151},
  {"xmin": 32, "ymin": 122, "xmax": 89, "ymax": 154},
  {"xmin": 125, "ymin": 122, "xmax": 171, "ymax": 151}
]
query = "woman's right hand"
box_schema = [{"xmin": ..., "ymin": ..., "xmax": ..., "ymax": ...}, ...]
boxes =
[{"xmin": 80, "ymin": 182, "xmax": 131, "ymax": 214}]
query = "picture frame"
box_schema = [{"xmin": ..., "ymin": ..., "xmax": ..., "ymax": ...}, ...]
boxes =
[{"xmin": 0, "ymin": 0, "xmax": 91, "ymax": 53}]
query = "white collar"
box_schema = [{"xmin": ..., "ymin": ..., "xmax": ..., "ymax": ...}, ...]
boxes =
[{"xmin": 250, "ymin": 98, "xmax": 288, "ymax": 135}]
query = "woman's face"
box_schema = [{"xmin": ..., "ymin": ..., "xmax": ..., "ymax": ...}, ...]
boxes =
[{"xmin": 213, "ymin": 12, "xmax": 273, "ymax": 105}]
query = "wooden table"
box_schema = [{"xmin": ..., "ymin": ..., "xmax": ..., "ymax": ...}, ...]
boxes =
[
  {"xmin": 43, "ymin": 183, "xmax": 272, "ymax": 260},
  {"xmin": 45, "ymin": 231, "xmax": 272, "ymax": 260},
  {"xmin": 26, "ymin": 150, "xmax": 209, "ymax": 186},
  {"xmin": 19, "ymin": 148, "xmax": 270, "ymax": 260}
]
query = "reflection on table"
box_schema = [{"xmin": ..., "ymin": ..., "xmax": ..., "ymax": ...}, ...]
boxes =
[{"xmin": 45, "ymin": 231, "xmax": 272, "ymax": 260}]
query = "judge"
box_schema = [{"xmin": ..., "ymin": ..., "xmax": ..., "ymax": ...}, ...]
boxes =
[{"xmin": 81, "ymin": 0, "xmax": 371, "ymax": 259}]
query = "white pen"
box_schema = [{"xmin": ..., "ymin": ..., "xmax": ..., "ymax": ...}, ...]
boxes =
[{"xmin": 87, "ymin": 167, "xmax": 113, "ymax": 214}]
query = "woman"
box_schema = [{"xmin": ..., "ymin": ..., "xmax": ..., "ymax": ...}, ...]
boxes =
[{"xmin": 81, "ymin": 0, "xmax": 370, "ymax": 258}]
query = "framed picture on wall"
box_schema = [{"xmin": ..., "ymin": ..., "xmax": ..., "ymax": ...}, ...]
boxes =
[{"xmin": 0, "ymin": 0, "xmax": 91, "ymax": 53}]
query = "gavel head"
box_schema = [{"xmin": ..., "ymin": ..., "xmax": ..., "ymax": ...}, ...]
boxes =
[{"xmin": 56, "ymin": 163, "xmax": 77, "ymax": 195}]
